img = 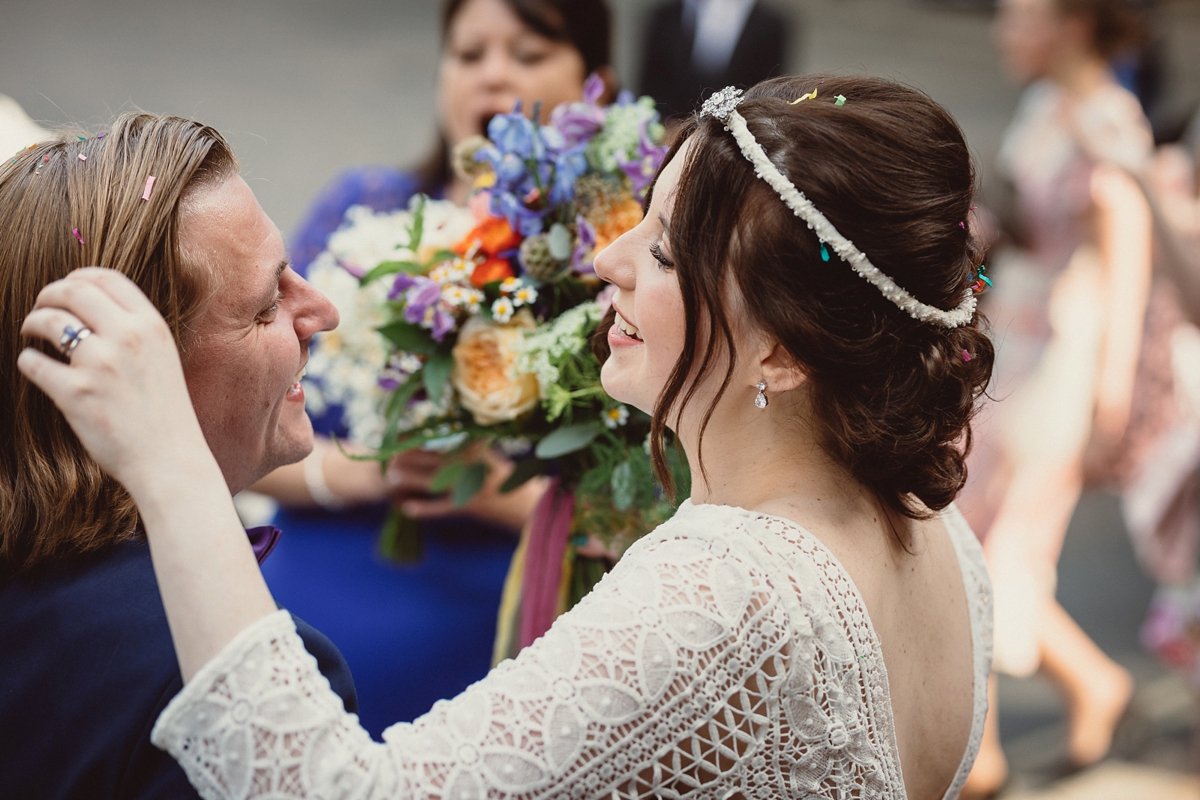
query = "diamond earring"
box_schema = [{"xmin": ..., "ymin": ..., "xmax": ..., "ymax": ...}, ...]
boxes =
[{"xmin": 754, "ymin": 381, "xmax": 768, "ymax": 409}]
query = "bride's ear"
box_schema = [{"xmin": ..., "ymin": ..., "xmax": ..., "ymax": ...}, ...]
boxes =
[{"xmin": 758, "ymin": 341, "xmax": 807, "ymax": 394}]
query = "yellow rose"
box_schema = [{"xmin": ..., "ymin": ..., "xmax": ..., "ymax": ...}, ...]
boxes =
[{"xmin": 451, "ymin": 312, "xmax": 540, "ymax": 425}]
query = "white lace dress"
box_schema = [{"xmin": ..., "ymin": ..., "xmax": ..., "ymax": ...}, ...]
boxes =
[{"xmin": 152, "ymin": 501, "xmax": 992, "ymax": 799}]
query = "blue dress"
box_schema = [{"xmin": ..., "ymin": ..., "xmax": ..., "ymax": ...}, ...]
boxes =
[{"xmin": 263, "ymin": 166, "xmax": 517, "ymax": 739}]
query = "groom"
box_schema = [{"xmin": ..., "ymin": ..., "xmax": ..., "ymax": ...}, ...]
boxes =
[{"xmin": 0, "ymin": 113, "xmax": 353, "ymax": 800}]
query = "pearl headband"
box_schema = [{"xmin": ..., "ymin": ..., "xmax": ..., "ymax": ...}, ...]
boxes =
[{"xmin": 699, "ymin": 87, "xmax": 977, "ymax": 329}]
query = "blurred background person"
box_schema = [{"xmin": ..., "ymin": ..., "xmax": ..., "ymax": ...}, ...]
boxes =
[
  {"xmin": 247, "ymin": 0, "xmax": 616, "ymax": 738},
  {"xmin": 637, "ymin": 0, "xmax": 790, "ymax": 122},
  {"xmin": 959, "ymin": 0, "xmax": 1191, "ymax": 794}
]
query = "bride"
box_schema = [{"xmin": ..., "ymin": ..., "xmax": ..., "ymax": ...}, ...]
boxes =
[{"xmin": 19, "ymin": 75, "xmax": 993, "ymax": 799}]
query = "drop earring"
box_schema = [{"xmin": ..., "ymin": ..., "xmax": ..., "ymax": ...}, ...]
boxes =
[{"xmin": 754, "ymin": 381, "xmax": 768, "ymax": 409}]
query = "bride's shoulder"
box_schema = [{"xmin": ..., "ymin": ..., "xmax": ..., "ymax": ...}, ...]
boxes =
[{"xmin": 614, "ymin": 501, "xmax": 846, "ymax": 606}]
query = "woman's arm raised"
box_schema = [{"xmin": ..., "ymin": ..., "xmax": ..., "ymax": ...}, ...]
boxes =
[{"xmin": 17, "ymin": 268, "xmax": 276, "ymax": 681}]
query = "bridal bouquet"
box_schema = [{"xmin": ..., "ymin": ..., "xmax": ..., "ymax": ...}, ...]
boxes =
[{"xmin": 304, "ymin": 76, "xmax": 687, "ymax": 655}]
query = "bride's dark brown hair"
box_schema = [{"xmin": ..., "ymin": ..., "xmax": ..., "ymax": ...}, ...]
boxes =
[{"xmin": 599, "ymin": 74, "xmax": 994, "ymax": 519}]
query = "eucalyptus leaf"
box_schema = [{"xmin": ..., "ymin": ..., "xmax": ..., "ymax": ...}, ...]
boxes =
[
  {"xmin": 377, "ymin": 321, "xmax": 438, "ymax": 355},
  {"xmin": 499, "ymin": 457, "xmax": 546, "ymax": 494},
  {"xmin": 452, "ymin": 461, "xmax": 488, "ymax": 508},
  {"xmin": 430, "ymin": 461, "xmax": 467, "ymax": 493},
  {"xmin": 611, "ymin": 459, "xmax": 635, "ymax": 512},
  {"xmin": 408, "ymin": 195, "xmax": 426, "ymax": 253},
  {"xmin": 535, "ymin": 421, "xmax": 601, "ymax": 459},
  {"xmin": 547, "ymin": 222, "xmax": 572, "ymax": 261},
  {"xmin": 363, "ymin": 259, "xmax": 426, "ymax": 287},
  {"xmin": 423, "ymin": 352, "xmax": 454, "ymax": 402}
]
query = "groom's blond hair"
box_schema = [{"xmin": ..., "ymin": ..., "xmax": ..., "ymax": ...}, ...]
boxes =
[{"xmin": 0, "ymin": 113, "xmax": 237, "ymax": 573}]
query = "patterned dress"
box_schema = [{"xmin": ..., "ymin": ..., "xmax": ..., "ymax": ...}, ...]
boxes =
[
  {"xmin": 960, "ymin": 77, "xmax": 1186, "ymax": 675},
  {"xmin": 153, "ymin": 503, "xmax": 992, "ymax": 800}
]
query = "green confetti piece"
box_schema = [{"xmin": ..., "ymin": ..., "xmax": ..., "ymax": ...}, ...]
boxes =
[{"xmin": 834, "ymin": 95, "xmax": 847, "ymax": 106}]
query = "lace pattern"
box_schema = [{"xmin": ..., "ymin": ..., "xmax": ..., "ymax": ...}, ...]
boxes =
[{"xmin": 153, "ymin": 503, "xmax": 991, "ymax": 800}]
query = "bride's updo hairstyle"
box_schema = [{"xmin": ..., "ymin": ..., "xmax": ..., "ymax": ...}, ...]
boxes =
[{"xmin": 650, "ymin": 74, "xmax": 993, "ymax": 518}]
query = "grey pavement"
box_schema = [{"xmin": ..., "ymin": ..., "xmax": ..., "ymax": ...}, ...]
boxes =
[{"xmin": 4, "ymin": 0, "xmax": 1200, "ymax": 793}]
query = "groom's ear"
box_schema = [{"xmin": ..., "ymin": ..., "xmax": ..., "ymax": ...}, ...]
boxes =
[{"xmin": 758, "ymin": 341, "xmax": 807, "ymax": 394}]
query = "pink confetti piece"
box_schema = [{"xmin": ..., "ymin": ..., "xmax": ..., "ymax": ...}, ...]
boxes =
[
  {"xmin": 78, "ymin": 154, "xmax": 87, "ymax": 162},
  {"xmin": 959, "ymin": 221, "xmax": 965, "ymax": 229},
  {"xmin": 96, "ymin": 133, "xmax": 105, "ymax": 138},
  {"xmin": 142, "ymin": 175, "xmax": 156, "ymax": 201},
  {"xmin": 72, "ymin": 228, "xmax": 85, "ymax": 246},
  {"xmin": 961, "ymin": 349, "xmax": 972, "ymax": 362}
]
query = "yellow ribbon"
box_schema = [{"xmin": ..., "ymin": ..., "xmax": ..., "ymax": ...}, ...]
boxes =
[{"xmin": 789, "ymin": 89, "xmax": 818, "ymax": 104}]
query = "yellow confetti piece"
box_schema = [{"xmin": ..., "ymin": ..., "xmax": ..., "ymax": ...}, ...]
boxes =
[{"xmin": 789, "ymin": 89, "xmax": 818, "ymax": 104}]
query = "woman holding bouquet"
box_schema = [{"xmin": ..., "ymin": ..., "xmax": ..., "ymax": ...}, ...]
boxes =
[
  {"xmin": 251, "ymin": 0, "xmax": 617, "ymax": 736},
  {"xmin": 23, "ymin": 74, "xmax": 993, "ymax": 798}
]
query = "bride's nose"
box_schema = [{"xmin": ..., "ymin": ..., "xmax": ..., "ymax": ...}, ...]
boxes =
[{"xmin": 592, "ymin": 232, "xmax": 634, "ymax": 289}]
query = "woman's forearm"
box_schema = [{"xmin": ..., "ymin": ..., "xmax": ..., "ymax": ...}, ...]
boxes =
[
  {"xmin": 134, "ymin": 445, "xmax": 277, "ymax": 683},
  {"xmin": 1094, "ymin": 166, "xmax": 1153, "ymax": 427}
]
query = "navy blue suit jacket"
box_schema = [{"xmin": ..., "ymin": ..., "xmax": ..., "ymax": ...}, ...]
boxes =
[{"xmin": 0, "ymin": 537, "xmax": 357, "ymax": 799}]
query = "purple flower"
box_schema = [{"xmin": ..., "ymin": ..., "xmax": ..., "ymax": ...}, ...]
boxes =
[
  {"xmin": 388, "ymin": 272, "xmax": 418, "ymax": 300},
  {"xmin": 549, "ymin": 73, "xmax": 608, "ymax": 147},
  {"xmin": 392, "ymin": 274, "xmax": 442, "ymax": 324},
  {"xmin": 618, "ymin": 121, "xmax": 669, "ymax": 199},
  {"xmin": 430, "ymin": 307, "xmax": 456, "ymax": 341},
  {"xmin": 572, "ymin": 214, "xmax": 597, "ymax": 273}
]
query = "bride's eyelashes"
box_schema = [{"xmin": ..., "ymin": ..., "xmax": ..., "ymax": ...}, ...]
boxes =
[{"xmin": 649, "ymin": 242, "xmax": 675, "ymax": 269}]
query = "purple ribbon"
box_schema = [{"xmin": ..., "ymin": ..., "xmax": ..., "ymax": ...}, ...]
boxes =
[{"xmin": 245, "ymin": 525, "xmax": 283, "ymax": 565}]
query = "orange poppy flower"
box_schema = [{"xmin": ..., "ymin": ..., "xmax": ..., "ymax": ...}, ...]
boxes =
[
  {"xmin": 471, "ymin": 256, "xmax": 515, "ymax": 288},
  {"xmin": 455, "ymin": 216, "xmax": 522, "ymax": 258}
]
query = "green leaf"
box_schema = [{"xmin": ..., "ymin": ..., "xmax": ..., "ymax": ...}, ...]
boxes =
[
  {"xmin": 452, "ymin": 461, "xmax": 488, "ymax": 508},
  {"xmin": 408, "ymin": 195, "xmax": 426, "ymax": 253},
  {"xmin": 423, "ymin": 351, "xmax": 454, "ymax": 402},
  {"xmin": 535, "ymin": 421, "xmax": 602, "ymax": 459},
  {"xmin": 377, "ymin": 321, "xmax": 438, "ymax": 355},
  {"xmin": 427, "ymin": 248, "xmax": 458, "ymax": 264},
  {"xmin": 547, "ymin": 222, "xmax": 572, "ymax": 261},
  {"xmin": 611, "ymin": 459, "xmax": 635, "ymax": 511},
  {"xmin": 499, "ymin": 457, "xmax": 546, "ymax": 494},
  {"xmin": 430, "ymin": 460, "xmax": 467, "ymax": 493},
  {"xmin": 360, "ymin": 259, "xmax": 424, "ymax": 286}
]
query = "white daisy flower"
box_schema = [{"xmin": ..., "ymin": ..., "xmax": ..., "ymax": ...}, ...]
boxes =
[
  {"xmin": 603, "ymin": 405, "xmax": 630, "ymax": 429},
  {"xmin": 492, "ymin": 296, "xmax": 515, "ymax": 323}
]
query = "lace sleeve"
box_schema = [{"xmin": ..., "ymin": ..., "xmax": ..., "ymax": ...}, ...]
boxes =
[{"xmin": 151, "ymin": 528, "xmax": 800, "ymax": 800}]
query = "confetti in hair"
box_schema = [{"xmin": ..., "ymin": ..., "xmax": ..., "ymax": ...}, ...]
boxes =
[
  {"xmin": 78, "ymin": 154, "xmax": 87, "ymax": 162},
  {"xmin": 72, "ymin": 228, "xmax": 85, "ymax": 245},
  {"xmin": 142, "ymin": 175, "xmax": 157, "ymax": 201}
]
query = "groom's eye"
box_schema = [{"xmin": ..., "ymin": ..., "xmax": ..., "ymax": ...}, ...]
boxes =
[{"xmin": 257, "ymin": 293, "xmax": 282, "ymax": 322}]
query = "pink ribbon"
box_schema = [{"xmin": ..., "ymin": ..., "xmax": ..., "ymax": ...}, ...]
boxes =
[{"xmin": 519, "ymin": 477, "xmax": 575, "ymax": 649}]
